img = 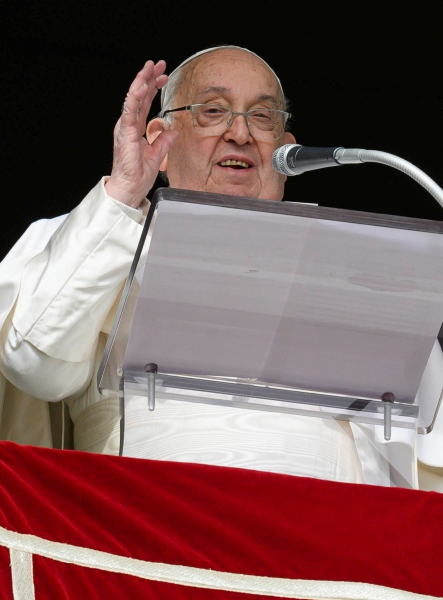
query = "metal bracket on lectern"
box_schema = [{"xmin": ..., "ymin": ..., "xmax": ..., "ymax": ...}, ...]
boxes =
[
  {"xmin": 381, "ymin": 392, "xmax": 395, "ymax": 440},
  {"xmin": 144, "ymin": 363, "xmax": 158, "ymax": 411},
  {"xmin": 122, "ymin": 370, "xmax": 419, "ymax": 432}
]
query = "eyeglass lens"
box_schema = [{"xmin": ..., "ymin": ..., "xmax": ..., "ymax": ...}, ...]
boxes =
[{"xmin": 192, "ymin": 105, "xmax": 286, "ymax": 140}]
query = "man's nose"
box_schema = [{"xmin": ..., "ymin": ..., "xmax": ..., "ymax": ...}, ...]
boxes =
[{"xmin": 223, "ymin": 113, "xmax": 253, "ymax": 145}]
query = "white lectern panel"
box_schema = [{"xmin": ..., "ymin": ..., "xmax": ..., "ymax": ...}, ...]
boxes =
[{"xmin": 124, "ymin": 200, "xmax": 443, "ymax": 403}]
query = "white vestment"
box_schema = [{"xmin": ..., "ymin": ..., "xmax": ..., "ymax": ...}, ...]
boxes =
[
  {"xmin": 0, "ymin": 179, "xmax": 145, "ymax": 453},
  {"xmin": 1, "ymin": 179, "xmax": 442, "ymax": 489}
]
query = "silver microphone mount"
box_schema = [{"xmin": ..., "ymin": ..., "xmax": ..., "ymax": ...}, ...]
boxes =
[{"xmin": 272, "ymin": 144, "xmax": 443, "ymax": 209}]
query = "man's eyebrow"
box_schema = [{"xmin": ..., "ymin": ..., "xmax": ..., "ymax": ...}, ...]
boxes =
[
  {"xmin": 195, "ymin": 86, "xmax": 230, "ymax": 98},
  {"xmin": 194, "ymin": 89, "xmax": 280, "ymax": 107},
  {"xmin": 256, "ymin": 94, "xmax": 279, "ymax": 107}
]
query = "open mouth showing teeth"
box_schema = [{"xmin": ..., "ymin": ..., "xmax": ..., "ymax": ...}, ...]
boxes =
[{"xmin": 218, "ymin": 160, "xmax": 251, "ymax": 169}]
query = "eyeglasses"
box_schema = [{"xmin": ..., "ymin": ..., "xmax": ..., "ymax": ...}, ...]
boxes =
[{"xmin": 160, "ymin": 104, "xmax": 291, "ymax": 141}]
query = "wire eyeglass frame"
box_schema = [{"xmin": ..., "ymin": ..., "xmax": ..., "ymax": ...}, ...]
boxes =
[{"xmin": 160, "ymin": 104, "xmax": 291, "ymax": 141}]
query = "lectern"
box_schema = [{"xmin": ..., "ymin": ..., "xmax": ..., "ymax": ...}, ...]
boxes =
[{"xmin": 98, "ymin": 188, "xmax": 443, "ymax": 488}]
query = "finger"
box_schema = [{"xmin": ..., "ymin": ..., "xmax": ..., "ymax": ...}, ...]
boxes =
[
  {"xmin": 155, "ymin": 74, "xmax": 168, "ymax": 89},
  {"xmin": 138, "ymin": 85, "xmax": 156, "ymax": 118},
  {"xmin": 120, "ymin": 84, "xmax": 152, "ymax": 123},
  {"xmin": 130, "ymin": 81, "xmax": 151, "ymax": 102},
  {"xmin": 127, "ymin": 60, "xmax": 155, "ymax": 94},
  {"xmin": 121, "ymin": 87, "xmax": 161, "ymax": 141},
  {"xmin": 125, "ymin": 59, "xmax": 165, "ymax": 102},
  {"xmin": 140, "ymin": 75, "xmax": 163, "ymax": 109},
  {"xmin": 153, "ymin": 60, "xmax": 167, "ymax": 78},
  {"xmin": 130, "ymin": 67, "xmax": 162, "ymax": 105},
  {"xmin": 120, "ymin": 60, "xmax": 167, "ymax": 132},
  {"xmin": 120, "ymin": 84, "xmax": 147, "ymax": 131},
  {"xmin": 148, "ymin": 129, "xmax": 179, "ymax": 166},
  {"xmin": 132, "ymin": 77, "xmax": 160, "ymax": 118},
  {"xmin": 130, "ymin": 75, "xmax": 163, "ymax": 122}
]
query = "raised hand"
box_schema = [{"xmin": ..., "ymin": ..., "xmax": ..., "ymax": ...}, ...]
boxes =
[{"xmin": 105, "ymin": 60, "xmax": 179, "ymax": 208}]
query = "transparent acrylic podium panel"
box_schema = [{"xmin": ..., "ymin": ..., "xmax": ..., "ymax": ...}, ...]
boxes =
[{"xmin": 99, "ymin": 188, "xmax": 443, "ymax": 488}]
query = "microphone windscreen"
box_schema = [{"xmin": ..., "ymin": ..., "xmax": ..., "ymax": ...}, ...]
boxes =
[{"xmin": 272, "ymin": 144, "xmax": 301, "ymax": 176}]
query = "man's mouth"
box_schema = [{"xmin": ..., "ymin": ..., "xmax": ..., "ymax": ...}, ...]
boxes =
[{"xmin": 218, "ymin": 160, "xmax": 252, "ymax": 169}]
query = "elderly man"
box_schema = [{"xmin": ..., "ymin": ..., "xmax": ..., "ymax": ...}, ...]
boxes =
[
  {"xmin": 2, "ymin": 45, "xmax": 435, "ymax": 488},
  {"xmin": 0, "ymin": 46, "xmax": 297, "ymax": 447}
]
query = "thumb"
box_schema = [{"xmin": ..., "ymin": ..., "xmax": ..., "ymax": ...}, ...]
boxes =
[{"xmin": 150, "ymin": 129, "xmax": 180, "ymax": 167}]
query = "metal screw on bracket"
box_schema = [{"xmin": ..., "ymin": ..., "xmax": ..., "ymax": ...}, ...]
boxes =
[
  {"xmin": 381, "ymin": 392, "xmax": 395, "ymax": 441},
  {"xmin": 144, "ymin": 363, "xmax": 158, "ymax": 412}
]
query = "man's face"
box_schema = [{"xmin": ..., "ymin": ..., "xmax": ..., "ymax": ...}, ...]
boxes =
[{"xmin": 150, "ymin": 50, "xmax": 295, "ymax": 201}]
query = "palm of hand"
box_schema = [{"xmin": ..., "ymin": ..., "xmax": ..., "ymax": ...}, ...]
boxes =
[{"xmin": 105, "ymin": 60, "xmax": 178, "ymax": 208}]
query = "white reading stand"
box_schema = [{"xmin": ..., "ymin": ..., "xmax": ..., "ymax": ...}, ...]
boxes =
[{"xmin": 98, "ymin": 188, "xmax": 443, "ymax": 488}]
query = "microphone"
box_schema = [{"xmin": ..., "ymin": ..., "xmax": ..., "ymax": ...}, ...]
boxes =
[
  {"xmin": 272, "ymin": 144, "xmax": 364, "ymax": 176},
  {"xmin": 271, "ymin": 145, "xmax": 443, "ymax": 209}
]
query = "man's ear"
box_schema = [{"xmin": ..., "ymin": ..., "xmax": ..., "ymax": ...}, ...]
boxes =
[
  {"xmin": 282, "ymin": 131, "xmax": 296, "ymax": 145},
  {"xmin": 146, "ymin": 118, "xmax": 169, "ymax": 172}
]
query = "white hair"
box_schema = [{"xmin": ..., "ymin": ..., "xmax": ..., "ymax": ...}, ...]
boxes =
[{"xmin": 160, "ymin": 45, "xmax": 289, "ymax": 119}]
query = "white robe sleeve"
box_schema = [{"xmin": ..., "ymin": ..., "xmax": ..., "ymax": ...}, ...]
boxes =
[{"xmin": 0, "ymin": 178, "xmax": 144, "ymax": 402}]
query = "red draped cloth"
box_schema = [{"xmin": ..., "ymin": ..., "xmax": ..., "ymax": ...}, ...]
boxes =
[{"xmin": 0, "ymin": 441, "xmax": 442, "ymax": 598}]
